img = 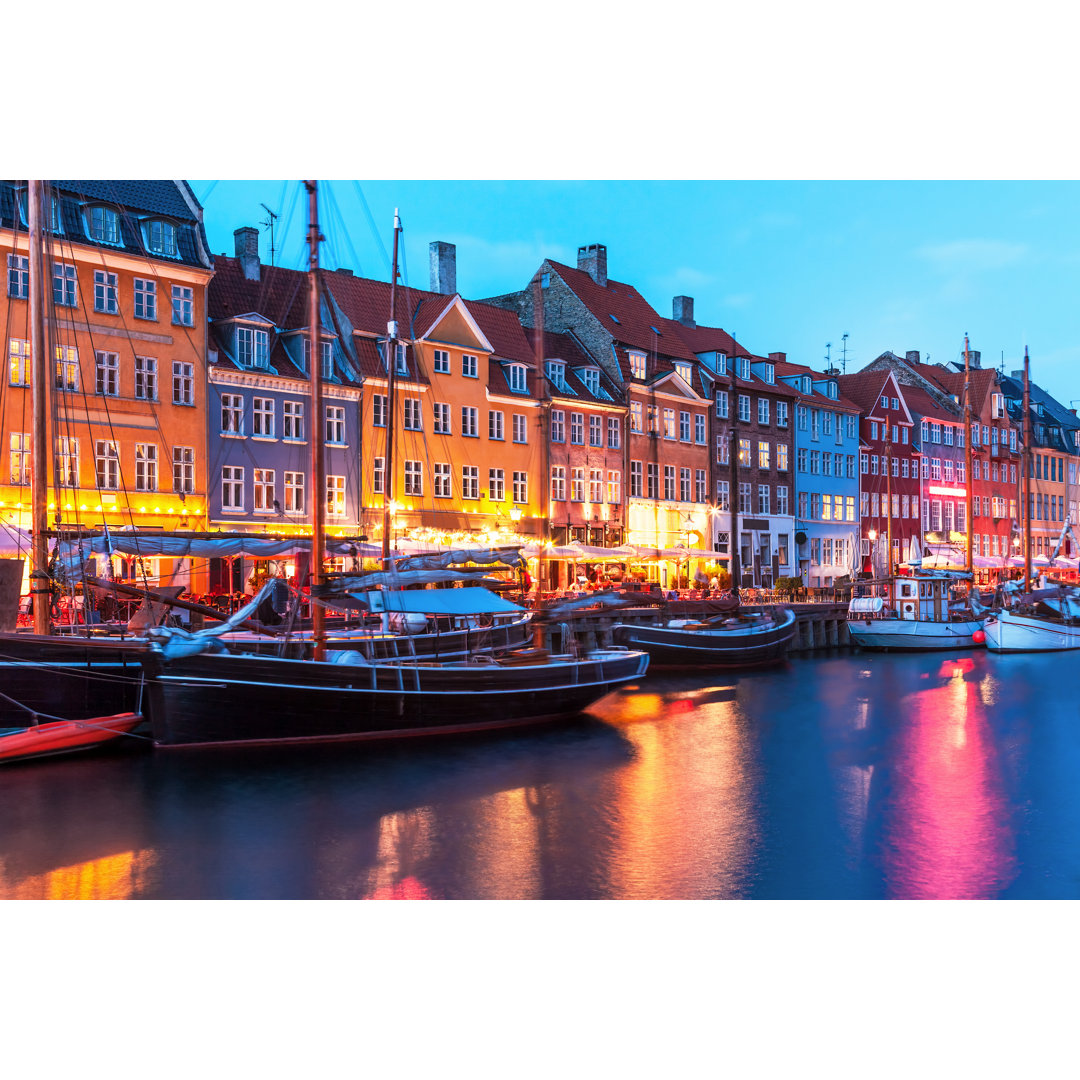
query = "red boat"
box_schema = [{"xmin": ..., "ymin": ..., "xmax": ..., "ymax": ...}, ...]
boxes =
[{"xmin": 0, "ymin": 713, "xmax": 143, "ymax": 764}]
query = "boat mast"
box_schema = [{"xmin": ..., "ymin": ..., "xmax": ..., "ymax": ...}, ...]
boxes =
[
  {"xmin": 1023, "ymin": 345, "xmax": 1033, "ymax": 586},
  {"xmin": 304, "ymin": 181, "xmax": 326, "ymax": 661},
  {"xmin": 381, "ymin": 209, "xmax": 402, "ymax": 567},
  {"xmin": 963, "ymin": 335, "xmax": 974, "ymax": 576},
  {"xmin": 28, "ymin": 181, "xmax": 50, "ymax": 635},
  {"xmin": 728, "ymin": 343, "xmax": 740, "ymax": 595},
  {"xmin": 533, "ymin": 273, "xmax": 548, "ymax": 603},
  {"xmin": 885, "ymin": 389, "xmax": 892, "ymax": 574}
]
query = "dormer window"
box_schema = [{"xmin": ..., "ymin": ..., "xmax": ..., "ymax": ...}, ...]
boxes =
[
  {"xmin": 802, "ymin": 375, "xmax": 812, "ymax": 393},
  {"xmin": 828, "ymin": 381, "xmax": 838, "ymax": 399},
  {"xmin": 508, "ymin": 363, "xmax": 527, "ymax": 393},
  {"xmin": 581, "ymin": 368, "xmax": 600, "ymax": 395},
  {"xmin": 674, "ymin": 362, "xmax": 693, "ymax": 385},
  {"xmin": 305, "ymin": 338, "xmax": 333, "ymax": 378},
  {"xmin": 738, "ymin": 357, "xmax": 750, "ymax": 380},
  {"xmin": 764, "ymin": 363, "xmax": 775, "ymax": 384},
  {"xmin": 146, "ymin": 219, "xmax": 178, "ymax": 257},
  {"xmin": 545, "ymin": 360, "xmax": 567, "ymax": 390},
  {"xmin": 716, "ymin": 352, "xmax": 727, "ymax": 375},
  {"xmin": 237, "ymin": 326, "xmax": 269, "ymax": 369},
  {"xmin": 18, "ymin": 190, "xmax": 62, "ymax": 233},
  {"xmin": 628, "ymin": 351, "xmax": 646, "ymax": 379},
  {"xmin": 88, "ymin": 206, "xmax": 121, "ymax": 245}
]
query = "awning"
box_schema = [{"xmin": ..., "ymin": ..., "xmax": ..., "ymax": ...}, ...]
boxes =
[{"xmin": 362, "ymin": 587, "xmax": 524, "ymax": 616}]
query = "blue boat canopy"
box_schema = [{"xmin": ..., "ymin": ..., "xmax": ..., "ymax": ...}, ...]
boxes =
[{"xmin": 362, "ymin": 587, "xmax": 524, "ymax": 616}]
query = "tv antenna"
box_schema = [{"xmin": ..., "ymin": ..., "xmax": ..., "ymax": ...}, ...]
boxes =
[
  {"xmin": 840, "ymin": 332, "xmax": 849, "ymax": 374},
  {"xmin": 260, "ymin": 203, "xmax": 278, "ymax": 267},
  {"xmin": 825, "ymin": 342, "xmax": 832, "ymax": 369}
]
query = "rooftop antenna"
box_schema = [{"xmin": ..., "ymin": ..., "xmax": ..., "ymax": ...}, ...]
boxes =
[
  {"xmin": 825, "ymin": 342, "xmax": 832, "ymax": 369},
  {"xmin": 260, "ymin": 203, "xmax": 278, "ymax": 267},
  {"xmin": 840, "ymin": 332, "xmax": 849, "ymax": 374}
]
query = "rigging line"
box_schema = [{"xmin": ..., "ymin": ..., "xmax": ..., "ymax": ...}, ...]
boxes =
[
  {"xmin": 323, "ymin": 182, "xmax": 365, "ymax": 278},
  {"xmin": 197, "ymin": 180, "xmax": 218, "ymax": 205},
  {"xmin": 351, "ymin": 181, "xmax": 392, "ymax": 274}
]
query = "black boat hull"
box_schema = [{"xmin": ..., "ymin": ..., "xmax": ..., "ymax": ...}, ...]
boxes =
[{"xmin": 140, "ymin": 648, "xmax": 649, "ymax": 747}]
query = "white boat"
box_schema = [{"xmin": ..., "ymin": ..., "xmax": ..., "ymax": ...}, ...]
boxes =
[
  {"xmin": 846, "ymin": 571, "xmax": 987, "ymax": 651},
  {"xmin": 982, "ymin": 585, "xmax": 1080, "ymax": 652}
]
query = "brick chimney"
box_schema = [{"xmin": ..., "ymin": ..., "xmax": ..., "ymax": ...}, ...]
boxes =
[
  {"xmin": 429, "ymin": 241, "xmax": 456, "ymax": 295},
  {"xmin": 768, "ymin": 352, "xmax": 786, "ymax": 365},
  {"xmin": 577, "ymin": 243, "xmax": 607, "ymax": 287},
  {"xmin": 234, "ymin": 227, "xmax": 260, "ymax": 282},
  {"xmin": 673, "ymin": 295, "xmax": 695, "ymax": 327},
  {"xmin": 905, "ymin": 350, "xmax": 920, "ymax": 364}
]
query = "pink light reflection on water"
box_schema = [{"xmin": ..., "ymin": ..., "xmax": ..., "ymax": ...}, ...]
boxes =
[{"xmin": 881, "ymin": 661, "xmax": 1016, "ymax": 899}]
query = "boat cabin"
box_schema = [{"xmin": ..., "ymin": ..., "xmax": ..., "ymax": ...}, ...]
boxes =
[{"xmin": 848, "ymin": 574, "xmax": 969, "ymax": 624}]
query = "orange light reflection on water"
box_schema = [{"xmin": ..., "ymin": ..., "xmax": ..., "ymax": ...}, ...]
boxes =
[
  {"xmin": 883, "ymin": 665, "xmax": 1016, "ymax": 899},
  {"xmin": 0, "ymin": 850, "xmax": 157, "ymax": 900}
]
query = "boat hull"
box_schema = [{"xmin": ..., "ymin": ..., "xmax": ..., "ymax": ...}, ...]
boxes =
[
  {"xmin": 610, "ymin": 609, "xmax": 796, "ymax": 668},
  {"xmin": 0, "ymin": 712, "xmax": 143, "ymax": 764},
  {"xmin": 983, "ymin": 611, "xmax": 1080, "ymax": 652},
  {"xmin": 140, "ymin": 648, "xmax": 649, "ymax": 747},
  {"xmin": 846, "ymin": 617, "xmax": 986, "ymax": 651}
]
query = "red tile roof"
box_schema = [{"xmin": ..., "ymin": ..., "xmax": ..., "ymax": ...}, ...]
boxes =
[
  {"xmin": 773, "ymin": 360, "xmax": 861, "ymax": 413},
  {"xmin": 900, "ymin": 385, "xmax": 962, "ymax": 424},
  {"xmin": 836, "ymin": 370, "xmax": 894, "ymax": 414}
]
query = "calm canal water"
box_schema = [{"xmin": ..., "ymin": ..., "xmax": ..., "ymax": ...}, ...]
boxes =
[{"xmin": 1, "ymin": 649, "xmax": 1076, "ymax": 899}]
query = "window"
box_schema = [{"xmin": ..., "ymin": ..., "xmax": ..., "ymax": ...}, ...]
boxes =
[
  {"xmin": 591, "ymin": 469, "xmax": 604, "ymax": 503},
  {"xmin": 608, "ymin": 470, "xmax": 621, "ymax": 504},
  {"xmin": 462, "ymin": 354, "xmax": 478, "ymax": 378},
  {"xmin": 695, "ymin": 469, "xmax": 706, "ymax": 503},
  {"xmin": 647, "ymin": 405, "xmax": 659, "ymax": 434},
  {"xmin": 545, "ymin": 360, "xmax": 567, "ymax": 390},
  {"xmin": 222, "ymin": 465, "xmax": 244, "ymax": 510},
  {"xmin": 404, "ymin": 398, "xmax": 422, "ymax": 431},
  {"xmin": 718, "ymin": 433, "xmax": 730, "ymax": 465},
  {"xmin": 514, "ymin": 471, "xmax": 528, "ymax": 504},
  {"xmin": 326, "ymin": 405, "xmax": 345, "ymax": 444},
  {"xmin": 716, "ymin": 391, "xmax": 729, "ymax": 419},
  {"xmin": 551, "ymin": 466, "xmax": 566, "ymax": 501},
  {"xmin": 811, "ymin": 409, "xmax": 820, "ymax": 441},
  {"xmin": 777, "ymin": 443, "xmax": 789, "ymax": 471},
  {"xmin": 777, "ymin": 401, "xmax": 789, "ymax": 428},
  {"xmin": 630, "ymin": 461, "xmax": 642, "ymax": 498},
  {"xmin": 695, "ymin": 414, "xmax": 706, "ymax": 445},
  {"xmin": 304, "ymin": 339, "xmax": 334, "ymax": 378},
  {"xmin": 901, "ymin": 459, "xmax": 909, "ymax": 478},
  {"xmin": 88, "ymin": 205, "xmax": 121, "ymax": 244},
  {"xmin": 739, "ymin": 437, "xmax": 751, "ymax": 467},
  {"xmin": 608, "ymin": 417, "xmax": 621, "ymax": 448},
  {"xmin": 629, "ymin": 351, "xmax": 646, "ymax": 379},
  {"xmin": 325, "ymin": 475, "xmax": 346, "ymax": 517},
  {"xmin": 133, "ymin": 278, "xmax": 156, "ymax": 320},
  {"xmin": 95, "ymin": 440, "xmax": 120, "ymax": 490},
  {"xmin": 811, "ymin": 450, "xmax": 820, "ymax": 475},
  {"xmin": 131, "ymin": 355, "xmax": 158, "ymax": 401},
  {"xmin": 797, "ymin": 405, "xmax": 807, "ymax": 431},
  {"xmin": 147, "ymin": 220, "xmax": 178, "ymax": 257},
  {"xmin": 9, "ymin": 432, "xmax": 30, "ymax": 485},
  {"xmin": 462, "ymin": 406, "xmax": 479, "ymax": 437},
  {"xmin": 433, "ymin": 402, "xmax": 451, "ymax": 435},
  {"xmin": 373, "ymin": 457, "xmax": 385, "ymax": 495},
  {"xmin": 93, "ymin": 270, "xmax": 118, "ymax": 314},
  {"xmin": 486, "ymin": 410, "xmax": 502, "ymax": 440},
  {"xmin": 931, "ymin": 457, "xmax": 942, "ymax": 480},
  {"xmin": 221, "ymin": 393, "xmax": 243, "ymax": 434},
  {"xmin": 56, "ymin": 436, "xmax": 78, "ymax": 487},
  {"xmin": 663, "ymin": 409, "xmax": 676, "ymax": 440},
  {"xmin": 798, "ymin": 448, "xmax": 809, "ymax": 472},
  {"xmin": 680, "ymin": 410, "xmax": 691, "ymax": 441},
  {"xmin": 237, "ymin": 327, "xmax": 269, "ymax": 369},
  {"xmin": 433, "ymin": 348, "xmax": 450, "ymax": 374},
  {"xmin": 581, "ymin": 368, "xmax": 600, "ymax": 395},
  {"xmin": 943, "ymin": 425, "xmax": 954, "ymax": 446},
  {"xmin": 646, "ymin": 463, "xmax": 658, "ymax": 499},
  {"xmin": 172, "ymin": 285, "xmax": 193, "ymax": 326},
  {"xmin": 571, "ymin": 412, "xmax": 584, "ymax": 444},
  {"xmin": 8, "ymin": 254, "xmax": 29, "ymax": 299},
  {"xmin": 847, "ymin": 455, "xmax": 856, "ymax": 478},
  {"xmin": 173, "ymin": 448, "xmax": 195, "ymax": 493},
  {"xmin": 404, "ymin": 460, "xmax": 423, "ymax": 496},
  {"xmin": 738, "ymin": 394, "xmax": 751, "ymax": 422},
  {"xmin": 739, "ymin": 482, "xmax": 752, "ymax": 513},
  {"xmin": 717, "ymin": 480, "xmax": 730, "ymax": 512},
  {"xmin": 254, "ymin": 469, "xmax": 275, "ymax": 512},
  {"xmin": 283, "ymin": 400, "xmax": 304, "ymax": 440},
  {"xmin": 251, "ymin": 397, "xmax": 274, "ymax": 437},
  {"xmin": 9, "ymin": 338, "xmax": 30, "ymax": 386},
  {"xmin": 434, "ymin": 463, "xmax": 452, "ymax": 498},
  {"xmin": 462, "ymin": 465, "xmax": 479, "ymax": 499},
  {"xmin": 53, "ymin": 263, "xmax": 77, "ymax": 306},
  {"xmin": 664, "ymin": 465, "xmax": 676, "ymax": 501},
  {"xmin": 759, "ymin": 441, "xmax": 770, "ymax": 470},
  {"xmin": 589, "ymin": 415, "xmax": 603, "ymax": 446},
  {"xmin": 572, "ymin": 467, "xmax": 585, "ymax": 502},
  {"xmin": 758, "ymin": 398, "xmax": 770, "ymax": 424},
  {"xmin": 630, "ymin": 401, "xmax": 643, "ymax": 432},
  {"xmin": 489, "ymin": 468, "xmax": 505, "ymax": 502},
  {"xmin": 679, "ymin": 467, "xmax": 691, "ymax": 502},
  {"xmin": 514, "ymin": 413, "xmax": 528, "ymax": 444},
  {"xmin": 372, "ymin": 394, "xmax": 387, "ymax": 428},
  {"xmin": 285, "ymin": 472, "xmax": 304, "ymax": 513},
  {"xmin": 739, "ymin": 357, "xmax": 751, "ymax": 380},
  {"xmin": 551, "ymin": 409, "xmax": 565, "ymax": 442},
  {"xmin": 507, "ymin": 364, "xmax": 527, "ymax": 392},
  {"xmin": 943, "ymin": 459, "xmax": 954, "ymax": 483},
  {"xmin": 167, "ymin": 360, "xmax": 192, "ymax": 405},
  {"xmin": 892, "ymin": 456, "xmax": 899, "ymax": 477}
]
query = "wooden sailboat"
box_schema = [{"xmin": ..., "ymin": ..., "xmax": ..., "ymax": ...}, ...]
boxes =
[{"xmin": 138, "ymin": 187, "xmax": 649, "ymax": 748}]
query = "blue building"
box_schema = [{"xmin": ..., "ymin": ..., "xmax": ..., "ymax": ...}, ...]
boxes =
[{"xmin": 776, "ymin": 361, "xmax": 862, "ymax": 587}]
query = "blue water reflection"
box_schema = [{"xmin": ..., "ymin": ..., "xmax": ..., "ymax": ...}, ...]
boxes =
[{"xmin": 1, "ymin": 652, "xmax": 1076, "ymax": 899}]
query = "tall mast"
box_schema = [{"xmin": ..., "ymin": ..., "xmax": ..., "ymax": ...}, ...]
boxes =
[
  {"xmin": 728, "ymin": 345, "xmax": 740, "ymax": 595},
  {"xmin": 885, "ymin": 390, "xmax": 892, "ymax": 573},
  {"xmin": 963, "ymin": 334, "xmax": 973, "ymax": 575},
  {"xmin": 381, "ymin": 209, "xmax": 402, "ymax": 566},
  {"xmin": 533, "ymin": 274, "xmax": 549, "ymax": 602},
  {"xmin": 28, "ymin": 182, "xmax": 50, "ymax": 635},
  {"xmin": 304, "ymin": 181, "xmax": 326, "ymax": 661},
  {"xmin": 1023, "ymin": 345, "xmax": 1033, "ymax": 585}
]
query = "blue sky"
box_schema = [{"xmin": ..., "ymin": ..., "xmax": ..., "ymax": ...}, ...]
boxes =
[{"xmin": 193, "ymin": 180, "xmax": 1080, "ymax": 408}]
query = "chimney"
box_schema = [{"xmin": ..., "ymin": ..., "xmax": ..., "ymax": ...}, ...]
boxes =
[
  {"xmin": 905, "ymin": 350, "xmax": 920, "ymax": 364},
  {"xmin": 969, "ymin": 350, "xmax": 981, "ymax": 368},
  {"xmin": 337, "ymin": 267, "xmax": 353, "ymax": 276},
  {"xmin": 234, "ymin": 227, "xmax": 260, "ymax": 282},
  {"xmin": 768, "ymin": 352, "xmax": 786, "ymax": 365},
  {"xmin": 429, "ymin": 241, "xmax": 456, "ymax": 295},
  {"xmin": 577, "ymin": 243, "xmax": 607, "ymax": 287},
  {"xmin": 673, "ymin": 295, "xmax": 695, "ymax": 327}
]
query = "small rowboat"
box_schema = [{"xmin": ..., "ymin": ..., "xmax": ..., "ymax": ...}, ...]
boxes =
[{"xmin": 0, "ymin": 712, "xmax": 143, "ymax": 764}]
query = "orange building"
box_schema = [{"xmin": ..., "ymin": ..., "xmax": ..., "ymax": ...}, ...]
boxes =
[{"xmin": 1, "ymin": 181, "xmax": 214, "ymax": 589}]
